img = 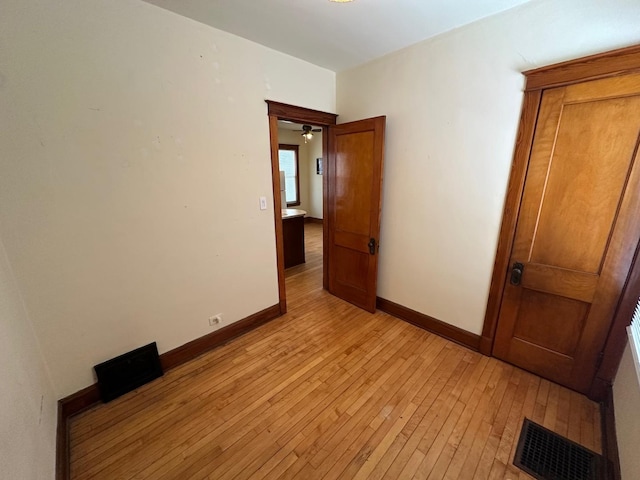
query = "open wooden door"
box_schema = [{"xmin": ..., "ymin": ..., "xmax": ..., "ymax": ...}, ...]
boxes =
[
  {"xmin": 326, "ymin": 116, "xmax": 386, "ymax": 313},
  {"xmin": 492, "ymin": 73, "xmax": 640, "ymax": 393}
]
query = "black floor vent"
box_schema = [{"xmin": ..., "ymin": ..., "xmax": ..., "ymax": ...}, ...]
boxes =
[
  {"xmin": 94, "ymin": 342, "xmax": 163, "ymax": 403},
  {"xmin": 514, "ymin": 418, "xmax": 602, "ymax": 480}
]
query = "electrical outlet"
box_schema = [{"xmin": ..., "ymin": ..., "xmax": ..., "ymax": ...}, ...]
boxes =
[{"xmin": 208, "ymin": 314, "xmax": 223, "ymax": 326}]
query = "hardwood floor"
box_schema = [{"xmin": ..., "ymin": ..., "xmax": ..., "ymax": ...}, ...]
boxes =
[{"xmin": 69, "ymin": 222, "xmax": 601, "ymax": 479}]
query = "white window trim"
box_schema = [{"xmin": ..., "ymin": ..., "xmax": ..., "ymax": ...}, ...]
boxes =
[{"xmin": 627, "ymin": 297, "xmax": 640, "ymax": 387}]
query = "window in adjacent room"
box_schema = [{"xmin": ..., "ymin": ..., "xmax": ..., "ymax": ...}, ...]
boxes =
[
  {"xmin": 628, "ymin": 296, "xmax": 640, "ymax": 386},
  {"xmin": 278, "ymin": 144, "xmax": 300, "ymax": 207}
]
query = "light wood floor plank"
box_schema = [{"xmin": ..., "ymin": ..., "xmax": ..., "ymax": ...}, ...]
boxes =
[
  {"xmin": 377, "ymin": 352, "xmax": 468, "ymax": 479},
  {"xmin": 69, "ymin": 223, "xmax": 602, "ymax": 479},
  {"xmin": 443, "ymin": 362, "xmax": 506, "ymax": 480}
]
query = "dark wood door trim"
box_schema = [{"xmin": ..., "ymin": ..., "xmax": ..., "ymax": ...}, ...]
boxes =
[
  {"xmin": 601, "ymin": 384, "xmax": 623, "ymax": 480},
  {"xmin": 266, "ymin": 101, "xmax": 337, "ymax": 313},
  {"xmin": 268, "ymin": 115, "xmax": 288, "ymax": 314},
  {"xmin": 524, "ymin": 44, "xmax": 640, "ymax": 91},
  {"xmin": 590, "ymin": 239, "xmax": 640, "ymax": 400},
  {"xmin": 481, "ymin": 44, "xmax": 640, "ymax": 402},
  {"xmin": 266, "ymin": 100, "xmax": 338, "ymax": 125},
  {"xmin": 480, "ymin": 89, "xmax": 541, "ymax": 356}
]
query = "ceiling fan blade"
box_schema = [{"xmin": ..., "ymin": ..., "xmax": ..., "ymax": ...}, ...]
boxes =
[{"xmin": 290, "ymin": 125, "xmax": 320, "ymax": 133}]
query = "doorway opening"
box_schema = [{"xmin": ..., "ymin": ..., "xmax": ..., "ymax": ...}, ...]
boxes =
[
  {"xmin": 265, "ymin": 101, "xmax": 337, "ymax": 314},
  {"xmin": 277, "ymin": 121, "xmax": 325, "ymax": 301}
]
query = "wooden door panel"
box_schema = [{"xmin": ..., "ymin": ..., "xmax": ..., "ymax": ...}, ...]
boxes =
[
  {"xmin": 564, "ymin": 72, "xmax": 640, "ymax": 103},
  {"xmin": 334, "ymin": 230, "xmax": 368, "ymax": 253},
  {"xmin": 334, "ymin": 131, "xmax": 374, "ymax": 236},
  {"xmin": 327, "ymin": 117, "xmax": 385, "ymax": 313},
  {"xmin": 510, "ymin": 89, "xmax": 566, "ymax": 261},
  {"xmin": 508, "ymin": 339, "xmax": 574, "ymax": 385},
  {"xmin": 530, "ymin": 98, "xmax": 640, "ymax": 273},
  {"xmin": 494, "ymin": 73, "xmax": 640, "ymax": 393},
  {"xmin": 512, "ymin": 290, "xmax": 588, "ymax": 357},
  {"xmin": 334, "ymin": 246, "xmax": 370, "ymax": 290},
  {"xmin": 571, "ymin": 140, "xmax": 640, "ymax": 387},
  {"xmin": 522, "ymin": 264, "xmax": 598, "ymax": 303}
]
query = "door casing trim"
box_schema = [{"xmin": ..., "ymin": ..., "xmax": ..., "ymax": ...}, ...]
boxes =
[
  {"xmin": 480, "ymin": 44, "xmax": 640, "ymax": 401},
  {"xmin": 265, "ymin": 101, "xmax": 338, "ymax": 313}
]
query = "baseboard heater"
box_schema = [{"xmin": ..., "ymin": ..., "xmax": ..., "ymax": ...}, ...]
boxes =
[{"xmin": 94, "ymin": 342, "xmax": 163, "ymax": 402}]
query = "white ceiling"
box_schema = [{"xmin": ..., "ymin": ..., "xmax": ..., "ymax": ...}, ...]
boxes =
[
  {"xmin": 278, "ymin": 120, "xmax": 302, "ymax": 131},
  {"xmin": 277, "ymin": 120, "xmax": 322, "ymax": 131},
  {"xmin": 143, "ymin": 0, "xmax": 534, "ymax": 72}
]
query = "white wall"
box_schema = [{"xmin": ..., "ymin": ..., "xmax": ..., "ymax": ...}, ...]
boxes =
[
  {"xmin": 337, "ymin": 0, "xmax": 640, "ymax": 335},
  {"xmin": 277, "ymin": 129, "xmax": 324, "ymax": 219},
  {"xmin": 0, "ymin": 0, "xmax": 335, "ymax": 398},
  {"xmin": 0, "ymin": 237, "xmax": 57, "ymax": 479},
  {"xmin": 307, "ymin": 134, "xmax": 324, "ymax": 220},
  {"xmin": 613, "ymin": 343, "xmax": 640, "ymax": 479}
]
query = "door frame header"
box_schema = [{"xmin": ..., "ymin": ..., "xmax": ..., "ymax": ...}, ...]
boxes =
[{"xmin": 524, "ymin": 44, "xmax": 640, "ymax": 91}]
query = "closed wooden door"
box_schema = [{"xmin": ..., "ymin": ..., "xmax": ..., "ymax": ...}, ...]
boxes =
[
  {"xmin": 493, "ymin": 73, "xmax": 640, "ymax": 393},
  {"xmin": 327, "ymin": 117, "xmax": 386, "ymax": 313}
]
